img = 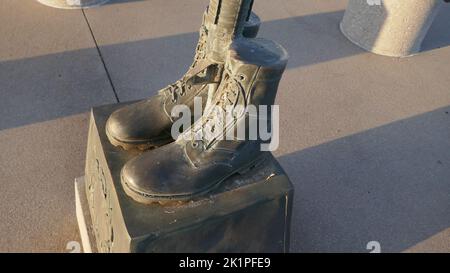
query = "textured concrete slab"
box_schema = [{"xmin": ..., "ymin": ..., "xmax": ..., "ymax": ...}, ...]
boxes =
[
  {"xmin": 278, "ymin": 106, "xmax": 450, "ymax": 252},
  {"xmin": 0, "ymin": 0, "xmax": 117, "ymax": 130},
  {"xmin": 0, "ymin": 114, "xmax": 88, "ymax": 252},
  {"xmin": 262, "ymin": 0, "xmax": 450, "ymax": 252}
]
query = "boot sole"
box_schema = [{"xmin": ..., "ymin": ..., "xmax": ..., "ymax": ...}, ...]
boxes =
[
  {"xmin": 106, "ymin": 125, "xmax": 173, "ymax": 151},
  {"xmin": 121, "ymin": 153, "xmax": 269, "ymax": 205}
]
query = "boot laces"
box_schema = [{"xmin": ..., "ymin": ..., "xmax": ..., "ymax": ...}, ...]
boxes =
[
  {"xmin": 192, "ymin": 66, "xmax": 245, "ymax": 149},
  {"xmin": 167, "ymin": 80, "xmax": 189, "ymax": 102}
]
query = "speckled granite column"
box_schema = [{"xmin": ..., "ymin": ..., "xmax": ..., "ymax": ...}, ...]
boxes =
[
  {"xmin": 340, "ymin": 0, "xmax": 444, "ymax": 57},
  {"xmin": 36, "ymin": 0, "xmax": 110, "ymax": 9}
]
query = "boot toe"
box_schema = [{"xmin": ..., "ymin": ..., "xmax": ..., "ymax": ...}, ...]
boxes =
[
  {"xmin": 120, "ymin": 145, "xmax": 195, "ymax": 202},
  {"xmin": 106, "ymin": 99, "xmax": 173, "ymax": 148},
  {"xmin": 106, "ymin": 109, "xmax": 133, "ymax": 143},
  {"xmin": 121, "ymin": 153, "xmax": 169, "ymax": 197}
]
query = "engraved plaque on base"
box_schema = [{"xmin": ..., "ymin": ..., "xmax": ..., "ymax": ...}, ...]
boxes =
[{"xmin": 84, "ymin": 103, "xmax": 294, "ymax": 253}]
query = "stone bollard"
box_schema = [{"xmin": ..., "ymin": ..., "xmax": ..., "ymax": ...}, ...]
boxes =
[
  {"xmin": 36, "ymin": 0, "xmax": 110, "ymax": 9},
  {"xmin": 340, "ymin": 0, "xmax": 445, "ymax": 57}
]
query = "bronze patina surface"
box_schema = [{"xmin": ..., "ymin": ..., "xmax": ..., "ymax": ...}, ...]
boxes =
[
  {"xmin": 120, "ymin": 38, "xmax": 289, "ymax": 204},
  {"xmin": 105, "ymin": 1, "xmax": 261, "ymax": 151},
  {"xmin": 85, "ymin": 103, "xmax": 293, "ymax": 253}
]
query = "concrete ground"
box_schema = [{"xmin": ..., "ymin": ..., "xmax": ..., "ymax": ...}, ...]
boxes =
[{"xmin": 0, "ymin": 0, "xmax": 449, "ymax": 252}]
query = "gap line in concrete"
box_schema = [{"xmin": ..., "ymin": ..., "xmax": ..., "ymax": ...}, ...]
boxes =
[{"xmin": 81, "ymin": 8, "xmax": 120, "ymax": 103}]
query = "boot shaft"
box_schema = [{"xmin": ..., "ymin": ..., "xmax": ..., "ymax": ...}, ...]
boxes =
[
  {"xmin": 225, "ymin": 38, "xmax": 289, "ymax": 108},
  {"xmin": 163, "ymin": 5, "xmax": 262, "ymax": 118},
  {"xmin": 206, "ymin": 0, "xmax": 254, "ymax": 32},
  {"xmin": 184, "ymin": 38, "xmax": 288, "ymax": 146},
  {"xmin": 205, "ymin": 0, "xmax": 255, "ymax": 62},
  {"xmin": 202, "ymin": 38, "xmax": 288, "ymax": 120},
  {"xmin": 192, "ymin": 6, "xmax": 259, "ymax": 65},
  {"xmin": 222, "ymin": 38, "xmax": 288, "ymax": 143}
]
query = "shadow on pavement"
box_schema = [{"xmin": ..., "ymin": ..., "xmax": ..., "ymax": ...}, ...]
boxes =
[
  {"xmin": 422, "ymin": 4, "xmax": 450, "ymax": 52},
  {"xmin": 1, "ymin": 7, "xmax": 449, "ymax": 131},
  {"xmin": 0, "ymin": 11, "xmax": 357, "ymax": 130},
  {"xmin": 278, "ymin": 106, "xmax": 450, "ymax": 252}
]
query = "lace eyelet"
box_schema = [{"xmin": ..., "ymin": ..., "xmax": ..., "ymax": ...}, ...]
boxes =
[{"xmin": 191, "ymin": 141, "xmax": 199, "ymax": 148}]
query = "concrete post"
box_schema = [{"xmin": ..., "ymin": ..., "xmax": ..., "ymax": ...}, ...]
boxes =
[
  {"xmin": 36, "ymin": 0, "xmax": 110, "ymax": 9},
  {"xmin": 340, "ymin": 0, "xmax": 445, "ymax": 57}
]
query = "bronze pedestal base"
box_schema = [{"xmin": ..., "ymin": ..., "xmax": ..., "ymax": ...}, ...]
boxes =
[{"xmin": 82, "ymin": 102, "xmax": 294, "ymax": 253}]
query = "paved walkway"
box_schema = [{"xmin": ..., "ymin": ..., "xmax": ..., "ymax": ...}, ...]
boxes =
[{"xmin": 0, "ymin": 0, "xmax": 449, "ymax": 252}]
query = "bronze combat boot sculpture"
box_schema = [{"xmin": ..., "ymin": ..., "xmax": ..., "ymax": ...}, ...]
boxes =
[
  {"xmin": 81, "ymin": 0, "xmax": 293, "ymax": 253},
  {"xmin": 121, "ymin": 38, "xmax": 289, "ymax": 204},
  {"xmin": 106, "ymin": 0, "xmax": 260, "ymax": 150}
]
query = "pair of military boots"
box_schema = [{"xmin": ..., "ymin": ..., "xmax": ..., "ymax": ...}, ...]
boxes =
[{"xmin": 106, "ymin": 0, "xmax": 289, "ymax": 204}]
